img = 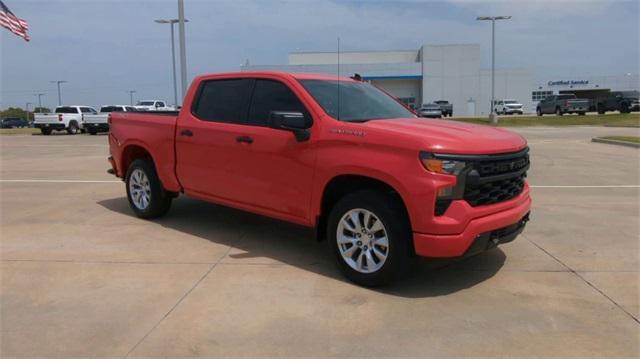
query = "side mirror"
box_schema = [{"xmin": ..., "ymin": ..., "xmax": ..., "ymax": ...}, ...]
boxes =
[{"xmin": 269, "ymin": 111, "xmax": 312, "ymax": 141}]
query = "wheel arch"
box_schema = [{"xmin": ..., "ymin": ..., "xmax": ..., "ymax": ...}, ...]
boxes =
[
  {"xmin": 315, "ymin": 174, "xmax": 414, "ymax": 253},
  {"xmin": 120, "ymin": 144, "xmax": 157, "ymax": 179}
]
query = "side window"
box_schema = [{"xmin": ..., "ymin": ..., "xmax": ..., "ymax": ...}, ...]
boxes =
[
  {"xmin": 248, "ymin": 79, "xmax": 307, "ymax": 126},
  {"xmin": 192, "ymin": 79, "xmax": 253, "ymax": 123},
  {"xmin": 157, "ymin": 102, "xmax": 165, "ymax": 107},
  {"xmin": 80, "ymin": 107, "xmax": 94, "ymax": 113},
  {"xmin": 126, "ymin": 107, "xmax": 136, "ymax": 112}
]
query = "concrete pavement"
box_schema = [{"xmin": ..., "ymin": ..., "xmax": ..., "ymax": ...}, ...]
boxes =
[{"xmin": 1, "ymin": 126, "xmax": 638, "ymax": 357}]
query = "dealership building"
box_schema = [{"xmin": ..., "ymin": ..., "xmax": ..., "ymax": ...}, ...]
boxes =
[{"xmin": 241, "ymin": 43, "xmax": 639, "ymax": 117}]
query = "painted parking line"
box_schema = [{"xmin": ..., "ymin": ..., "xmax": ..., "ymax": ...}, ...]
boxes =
[
  {"xmin": 530, "ymin": 185, "xmax": 639, "ymax": 188},
  {"xmin": 0, "ymin": 180, "xmax": 638, "ymax": 188},
  {"xmin": 0, "ymin": 179, "xmax": 120, "ymax": 183}
]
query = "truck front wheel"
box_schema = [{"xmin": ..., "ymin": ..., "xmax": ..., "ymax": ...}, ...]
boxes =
[
  {"xmin": 125, "ymin": 159, "xmax": 172, "ymax": 219},
  {"xmin": 327, "ymin": 190, "xmax": 410, "ymax": 286}
]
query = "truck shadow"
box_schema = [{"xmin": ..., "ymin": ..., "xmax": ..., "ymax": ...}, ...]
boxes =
[{"xmin": 98, "ymin": 196, "xmax": 505, "ymax": 298}]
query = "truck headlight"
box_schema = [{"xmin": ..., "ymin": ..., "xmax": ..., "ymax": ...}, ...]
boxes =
[{"xmin": 420, "ymin": 152, "xmax": 466, "ymax": 175}]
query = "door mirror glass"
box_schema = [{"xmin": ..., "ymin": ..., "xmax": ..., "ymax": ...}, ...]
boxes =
[{"xmin": 269, "ymin": 111, "xmax": 312, "ymax": 141}]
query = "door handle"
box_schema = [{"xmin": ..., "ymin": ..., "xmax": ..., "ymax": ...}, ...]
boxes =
[
  {"xmin": 180, "ymin": 129, "xmax": 193, "ymax": 137},
  {"xmin": 236, "ymin": 135, "xmax": 253, "ymax": 144}
]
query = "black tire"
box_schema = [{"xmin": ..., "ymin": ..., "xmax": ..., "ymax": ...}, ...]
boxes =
[
  {"xmin": 578, "ymin": 112, "xmax": 586, "ymax": 116},
  {"xmin": 327, "ymin": 189, "xmax": 411, "ymax": 287},
  {"xmin": 620, "ymin": 103, "xmax": 630, "ymax": 114},
  {"xmin": 555, "ymin": 107, "xmax": 563, "ymax": 116},
  {"xmin": 89, "ymin": 129, "xmax": 98, "ymax": 135},
  {"xmin": 536, "ymin": 107, "xmax": 542, "ymax": 116},
  {"xmin": 67, "ymin": 121, "xmax": 79, "ymax": 135},
  {"xmin": 597, "ymin": 104, "xmax": 606, "ymax": 114},
  {"xmin": 41, "ymin": 128, "xmax": 52, "ymax": 135},
  {"xmin": 125, "ymin": 159, "xmax": 173, "ymax": 219}
]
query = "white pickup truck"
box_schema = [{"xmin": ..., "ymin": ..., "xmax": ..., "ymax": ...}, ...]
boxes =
[
  {"xmin": 134, "ymin": 100, "xmax": 174, "ymax": 112},
  {"xmin": 83, "ymin": 105, "xmax": 137, "ymax": 135},
  {"xmin": 34, "ymin": 106, "xmax": 98, "ymax": 135}
]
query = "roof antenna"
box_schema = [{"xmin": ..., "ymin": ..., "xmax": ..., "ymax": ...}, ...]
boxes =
[{"xmin": 337, "ymin": 36, "xmax": 341, "ymax": 121}]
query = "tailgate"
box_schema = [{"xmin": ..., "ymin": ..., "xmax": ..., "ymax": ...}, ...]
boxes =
[
  {"xmin": 84, "ymin": 114, "xmax": 108, "ymax": 124},
  {"xmin": 34, "ymin": 115, "xmax": 60, "ymax": 124}
]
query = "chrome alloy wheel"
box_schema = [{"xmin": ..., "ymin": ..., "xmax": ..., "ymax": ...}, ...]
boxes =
[
  {"xmin": 129, "ymin": 169, "xmax": 151, "ymax": 210},
  {"xmin": 336, "ymin": 208, "xmax": 389, "ymax": 274}
]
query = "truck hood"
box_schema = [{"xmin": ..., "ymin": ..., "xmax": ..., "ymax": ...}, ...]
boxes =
[{"xmin": 361, "ymin": 118, "xmax": 527, "ymax": 155}]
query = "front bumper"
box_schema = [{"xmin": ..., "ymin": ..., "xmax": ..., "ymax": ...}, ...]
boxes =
[
  {"xmin": 504, "ymin": 108, "xmax": 523, "ymax": 114},
  {"xmin": 412, "ymin": 190, "xmax": 532, "ymax": 257},
  {"xmin": 34, "ymin": 123, "xmax": 66, "ymax": 130}
]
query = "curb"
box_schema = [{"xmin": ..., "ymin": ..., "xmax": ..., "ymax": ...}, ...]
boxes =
[{"xmin": 591, "ymin": 137, "xmax": 640, "ymax": 148}]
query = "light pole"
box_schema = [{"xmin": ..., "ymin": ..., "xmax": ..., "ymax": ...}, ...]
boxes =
[
  {"xmin": 155, "ymin": 18, "xmax": 189, "ymax": 107},
  {"xmin": 178, "ymin": 0, "xmax": 188, "ymax": 102},
  {"xmin": 25, "ymin": 102, "xmax": 33, "ymax": 121},
  {"xmin": 128, "ymin": 90, "xmax": 137, "ymax": 106},
  {"xmin": 34, "ymin": 93, "xmax": 45, "ymax": 112},
  {"xmin": 50, "ymin": 80, "xmax": 67, "ymax": 106},
  {"xmin": 477, "ymin": 16, "xmax": 511, "ymax": 124}
]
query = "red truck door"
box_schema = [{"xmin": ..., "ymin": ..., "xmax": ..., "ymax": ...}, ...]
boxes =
[{"xmin": 175, "ymin": 77, "xmax": 316, "ymax": 224}]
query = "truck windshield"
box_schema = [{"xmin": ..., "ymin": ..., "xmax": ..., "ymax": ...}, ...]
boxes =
[
  {"xmin": 55, "ymin": 107, "xmax": 78, "ymax": 114},
  {"xmin": 137, "ymin": 101, "xmax": 155, "ymax": 106},
  {"xmin": 504, "ymin": 100, "xmax": 518, "ymax": 104},
  {"xmin": 620, "ymin": 91, "xmax": 639, "ymax": 98},
  {"xmin": 299, "ymin": 80, "xmax": 415, "ymax": 122}
]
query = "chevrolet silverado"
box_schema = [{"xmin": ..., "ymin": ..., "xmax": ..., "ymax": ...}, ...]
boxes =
[{"xmin": 108, "ymin": 71, "xmax": 531, "ymax": 286}]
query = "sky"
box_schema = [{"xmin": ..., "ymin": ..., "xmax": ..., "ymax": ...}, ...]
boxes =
[{"xmin": 1, "ymin": 0, "xmax": 638, "ymax": 109}]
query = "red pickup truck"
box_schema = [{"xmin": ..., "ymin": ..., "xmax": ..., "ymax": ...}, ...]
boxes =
[{"xmin": 108, "ymin": 71, "xmax": 531, "ymax": 286}]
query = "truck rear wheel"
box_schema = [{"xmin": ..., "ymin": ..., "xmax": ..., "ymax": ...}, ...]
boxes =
[
  {"xmin": 67, "ymin": 121, "xmax": 79, "ymax": 135},
  {"xmin": 41, "ymin": 128, "xmax": 52, "ymax": 135},
  {"xmin": 536, "ymin": 108, "xmax": 542, "ymax": 116},
  {"xmin": 555, "ymin": 107, "xmax": 563, "ymax": 116},
  {"xmin": 125, "ymin": 159, "xmax": 172, "ymax": 219},
  {"xmin": 327, "ymin": 190, "xmax": 410, "ymax": 287}
]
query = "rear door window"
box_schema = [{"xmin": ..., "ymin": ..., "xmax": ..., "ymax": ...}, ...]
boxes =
[
  {"xmin": 192, "ymin": 79, "xmax": 253, "ymax": 123},
  {"xmin": 247, "ymin": 79, "xmax": 307, "ymax": 126}
]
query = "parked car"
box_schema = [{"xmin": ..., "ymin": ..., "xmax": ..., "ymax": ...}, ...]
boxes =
[
  {"xmin": 134, "ymin": 100, "xmax": 174, "ymax": 112},
  {"xmin": 108, "ymin": 71, "xmax": 531, "ymax": 286},
  {"xmin": 33, "ymin": 106, "xmax": 97, "ymax": 135},
  {"xmin": 494, "ymin": 99, "xmax": 524, "ymax": 115},
  {"xmin": 434, "ymin": 100, "xmax": 453, "ymax": 117},
  {"xmin": 595, "ymin": 91, "xmax": 640, "ymax": 114},
  {"xmin": 536, "ymin": 94, "xmax": 589, "ymax": 116},
  {"xmin": 417, "ymin": 103, "xmax": 443, "ymax": 118},
  {"xmin": 1, "ymin": 117, "xmax": 29, "ymax": 128},
  {"xmin": 83, "ymin": 105, "xmax": 137, "ymax": 135}
]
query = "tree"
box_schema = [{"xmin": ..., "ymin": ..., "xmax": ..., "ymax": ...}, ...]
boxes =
[
  {"xmin": 1, "ymin": 107, "xmax": 28, "ymax": 120},
  {"xmin": 34, "ymin": 106, "xmax": 51, "ymax": 113}
]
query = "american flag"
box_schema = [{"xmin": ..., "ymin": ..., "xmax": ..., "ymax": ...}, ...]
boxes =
[{"xmin": 0, "ymin": 1, "xmax": 29, "ymax": 41}]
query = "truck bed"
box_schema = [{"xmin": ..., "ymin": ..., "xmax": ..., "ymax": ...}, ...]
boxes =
[{"xmin": 109, "ymin": 111, "xmax": 181, "ymax": 192}]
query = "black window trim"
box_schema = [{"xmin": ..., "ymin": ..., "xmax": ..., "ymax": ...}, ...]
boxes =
[
  {"xmin": 190, "ymin": 77, "xmax": 313, "ymax": 128},
  {"xmin": 245, "ymin": 78, "xmax": 312, "ymax": 128},
  {"xmin": 190, "ymin": 77, "xmax": 254, "ymax": 124}
]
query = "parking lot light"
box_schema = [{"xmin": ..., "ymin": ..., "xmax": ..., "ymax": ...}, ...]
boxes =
[
  {"xmin": 477, "ymin": 16, "xmax": 512, "ymax": 124},
  {"xmin": 49, "ymin": 80, "xmax": 67, "ymax": 106},
  {"xmin": 155, "ymin": 18, "xmax": 189, "ymax": 107}
]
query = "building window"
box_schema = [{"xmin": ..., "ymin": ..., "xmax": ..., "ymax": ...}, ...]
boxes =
[{"xmin": 532, "ymin": 91, "xmax": 553, "ymax": 101}]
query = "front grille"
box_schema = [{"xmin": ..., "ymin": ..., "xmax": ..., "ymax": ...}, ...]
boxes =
[
  {"xmin": 463, "ymin": 149, "xmax": 529, "ymax": 207},
  {"xmin": 464, "ymin": 173, "xmax": 526, "ymax": 206}
]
